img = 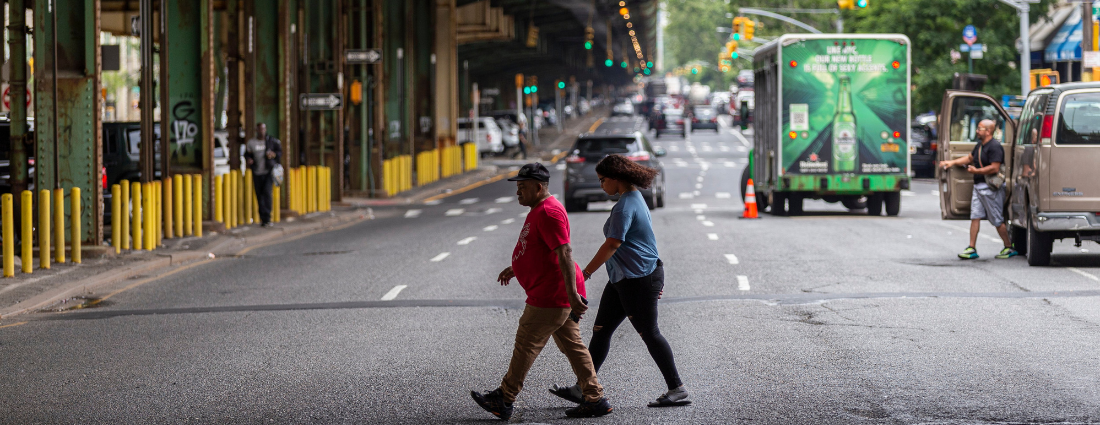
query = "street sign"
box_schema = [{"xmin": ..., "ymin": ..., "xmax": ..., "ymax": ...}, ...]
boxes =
[
  {"xmin": 1086, "ymin": 51, "xmax": 1100, "ymax": 68},
  {"xmin": 299, "ymin": 93, "xmax": 343, "ymax": 110},
  {"xmin": 345, "ymin": 49, "xmax": 382, "ymax": 64},
  {"xmin": 963, "ymin": 25, "xmax": 977, "ymax": 46},
  {"xmin": 1, "ymin": 84, "xmax": 32, "ymax": 112},
  {"xmin": 959, "ymin": 43, "xmax": 983, "ymax": 53}
]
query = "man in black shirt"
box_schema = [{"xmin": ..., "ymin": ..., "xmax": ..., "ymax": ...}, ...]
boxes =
[{"xmin": 940, "ymin": 119, "xmax": 1017, "ymax": 260}]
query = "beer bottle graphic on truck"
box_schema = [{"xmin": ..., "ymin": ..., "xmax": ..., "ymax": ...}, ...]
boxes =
[{"xmin": 832, "ymin": 75, "xmax": 857, "ymax": 172}]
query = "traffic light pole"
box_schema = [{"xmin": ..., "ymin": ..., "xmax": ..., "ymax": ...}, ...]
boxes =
[
  {"xmin": 737, "ymin": 8, "xmax": 823, "ymax": 34},
  {"xmin": 998, "ymin": 0, "xmax": 1037, "ymax": 96}
]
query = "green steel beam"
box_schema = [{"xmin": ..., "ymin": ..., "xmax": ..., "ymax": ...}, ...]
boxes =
[
  {"xmin": 166, "ymin": 0, "xmax": 207, "ymax": 174},
  {"xmin": 34, "ymin": 0, "xmax": 101, "ymax": 243},
  {"xmin": 255, "ymin": 0, "xmax": 280, "ymax": 139}
]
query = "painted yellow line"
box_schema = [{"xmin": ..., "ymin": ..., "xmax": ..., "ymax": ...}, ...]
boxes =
[
  {"xmin": 99, "ymin": 259, "xmax": 216, "ymax": 303},
  {"xmin": 0, "ymin": 321, "xmax": 27, "ymax": 329},
  {"xmin": 588, "ymin": 117, "xmax": 605, "ymax": 133},
  {"xmin": 422, "ymin": 170, "xmax": 520, "ymax": 203},
  {"xmin": 551, "ymin": 151, "xmax": 569, "ymax": 163}
]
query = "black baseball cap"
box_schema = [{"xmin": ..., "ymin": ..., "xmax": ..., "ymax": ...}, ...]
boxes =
[{"xmin": 507, "ymin": 163, "xmax": 551, "ymax": 182}]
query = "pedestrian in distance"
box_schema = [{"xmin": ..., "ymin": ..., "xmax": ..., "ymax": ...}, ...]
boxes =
[
  {"xmin": 470, "ymin": 163, "xmax": 613, "ymax": 420},
  {"xmin": 245, "ymin": 123, "xmax": 282, "ymax": 228},
  {"xmin": 940, "ymin": 119, "xmax": 1018, "ymax": 260},
  {"xmin": 549, "ymin": 154, "xmax": 691, "ymax": 408}
]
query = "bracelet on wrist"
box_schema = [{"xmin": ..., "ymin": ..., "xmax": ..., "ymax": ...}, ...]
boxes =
[{"xmin": 582, "ymin": 270, "xmax": 592, "ymax": 280}]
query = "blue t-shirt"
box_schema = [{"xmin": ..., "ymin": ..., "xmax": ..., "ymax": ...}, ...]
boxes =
[{"xmin": 603, "ymin": 190, "xmax": 659, "ymax": 283}]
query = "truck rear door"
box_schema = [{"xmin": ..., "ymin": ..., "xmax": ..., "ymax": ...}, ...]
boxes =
[
  {"xmin": 937, "ymin": 91, "xmax": 1015, "ymax": 219},
  {"xmin": 1048, "ymin": 90, "xmax": 1100, "ymax": 211}
]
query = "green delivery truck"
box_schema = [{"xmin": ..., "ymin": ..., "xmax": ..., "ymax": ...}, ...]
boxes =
[{"xmin": 742, "ymin": 34, "xmax": 911, "ymax": 216}]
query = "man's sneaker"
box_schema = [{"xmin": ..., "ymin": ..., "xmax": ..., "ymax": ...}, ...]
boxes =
[
  {"xmin": 564, "ymin": 397, "xmax": 613, "ymax": 418},
  {"xmin": 958, "ymin": 246, "xmax": 978, "ymax": 259},
  {"xmin": 996, "ymin": 247, "xmax": 1019, "ymax": 259},
  {"xmin": 470, "ymin": 388, "xmax": 513, "ymax": 420}
]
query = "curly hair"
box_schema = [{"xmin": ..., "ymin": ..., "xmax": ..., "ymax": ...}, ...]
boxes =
[{"xmin": 595, "ymin": 154, "xmax": 659, "ymax": 189}]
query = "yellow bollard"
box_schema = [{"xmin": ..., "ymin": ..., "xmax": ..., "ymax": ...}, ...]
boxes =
[
  {"xmin": 3, "ymin": 194, "xmax": 12, "ymax": 277},
  {"xmin": 154, "ymin": 181, "xmax": 162, "ymax": 247},
  {"xmin": 111, "ymin": 184, "xmax": 121, "ymax": 254},
  {"xmin": 21, "ymin": 191, "xmax": 32, "ymax": 274},
  {"xmin": 54, "ymin": 188, "xmax": 65, "ymax": 263},
  {"xmin": 214, "ymin": 175, "xmax": 223, "ymax": 223},
  {"xmin": 227, "ymin": 171, "xmax": 236, "ymax": 229},
  {"xmin": 273, "ymin": 185, "xmax": 281, "ymax": 223},
  {"xmin": 164, "ymin": 177, "xmax": 173, "ymax": 239},
  {"xmin": 71, "ymin": 188, "xmax": 81, "ymax": 263},
  {"xmin": 244, "ymin": 169, "xmax": 254, "ymax": 224},
  {"xmin": 132, "ymin": 182, "xmax": 142, "ymax": 251},
  {"xmin": 183, "ymin": 174, "xmax": 193, "ymax": 236},
  {"xmin": 193, "ymin": 174, "xmax": 202, "ymax": 237},
  {"xmin": 251, "ymin": 177, "xmax": 260, "ymax": 224},
  {"xmin": 311, "ymin": 166, "xmax": 319, "ymax": 213},
  {"xmin": 120, "ymin": 180, "xmax": 130, "ymax": 250},
  {"xmin": 144, "ymin": 183, "xmax": 153, "ymax": 251},
  {"xmin": 237, "ymin": 170, "xmax": 246, "ymax": 225},
  {"xmin": 324, "ymin": 167, "xmax": 331, "ymax": 211},
  {"xmin": 39, "ymin": 190, "xmax": 50, "ymax": 269},
  {"xmin": 173, "ymin": 174, "xmax": 183, "ymax": 237}
]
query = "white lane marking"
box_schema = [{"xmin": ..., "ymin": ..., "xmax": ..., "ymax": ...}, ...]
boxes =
[
  {"xmin": 459, "ymin": 198, "xmax": 479, "ymax": 205},
  {"xmin": 484, "ymin": 225, "xmax": 499, "ymax": 232},
  {"xmin": 457, "ymin": 237, "xmax": 477, "ymax": 245},
  {"xmin": 678, "ymin": 163, "xmax": 687, "ymax": 167},
  {"xmin": 1068, "ymin": 267, "xmax": 1100, "ymax": 281},
  {"xmin": 495, "ymin": 196, "xmax": 515, "ymax": 203},
  {"xmin": 902, "ymin": 191, "xmax": 916, "ymax": 197},
  {"xmin": 669, "ymin": 145, "xmax": 680, "ymax": 151},
  {"xmin": 707, "ymin": 233, "xmax": 719, "ymax": 240},
  {"xmin": 702, "ymin": 221, "xmax": 714, "ymax": 227},
  {"xmin": 692, "ymin": 203, "xmax": 708, "ymax": 209},
  {"xmin": 485, "ymin": 208, "xmax": 502, "ymax": 214},
  {"xmin": 695, "ymin": 183, "xmax": 703, "ymax": 189},
  {"xmin": 719, "ymin": 146, "xmax": 730, "ymax": 152},
  {"xmin": 502, "ymin": 218, "xmax": 516, "ymax": 224},
  {"xmin": 404, "ymin": 209, "xmax": 422, "ymax": 218},
  {"xmin": 934, "ymin": 222, "xmax": 1001, "ymax": 243},
  {"xmin": 737, "ymin": 146, "xmax": 748, "ymax": 152},
  {"xmin": 430, "ymin": 252, "xmax": 451, "ymax": 262},
  {"xmin": 556, "ymin": 163, "xmax": 567, "ymax": 170},
  {"xmin": 702, "ymin": 146, "xmax": 713, "ymax": 152},
  {"xmin": 519, "ymin": 212, "xmax": 528, "ymax": 217},
  {"xmin": 694, "ymin": 190, "xmax": 701, "ymax": 196},
  {"xmin": 694, "ymin": 209, "xmax": 704, "ymax": 214},
  {"xmin": 931, "ymin": 190, "xmax": 939, "ymax": 196},
  {"xmin": 737, "ymin": 276, "xmax": 750, "ymax": 291},
  {"xmin": 445, "ymin": 209, "xmax": 465, "ymax": 216},
  {"xmin": 381, "ymin": 285, "xmax": 408, "ymax": 301},
  {"xmin": 697, "ymin": 215, "xmax": 706, "ymax": 221},
  {"xmin": 725, "ymin": 161, "xmax": 737, "ymax": 167},
  {"xmin": 424, "ymin": 200, "xmax": 443, "ymax": 206},
  {"xmin": 696, "ymin": 176, "xmax": 704, "ymax": 182},
  {"xmin": 716, "ymin": 192, "xmax": 731, "ymax": 199},
  {"xmin": 679, "ymin": 193, "xmax": 694, "ymax": 199},
  {"xmin": 732, "ymin": 131, "xmax": 751, "ymax": 147},
  {"xmin": 725, "ymin": 254, "xmax": 739, "ymax": 264}
]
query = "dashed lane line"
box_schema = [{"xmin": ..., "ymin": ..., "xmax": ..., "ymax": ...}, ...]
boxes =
[
  {"xmin": 716, "ymin": 192, "xmax": 731, "ymax": 199},
  {"xmin": 707, "ymin": 233, "xmax": 719, "ymax": 240},
  {"xmin": 1068, "ymin": 267, "xmax": 1100, "ymax": 281},
  {"xmin": 430, "ymin": 252, "xmax": 451, "ymax": 262},
  {"xmin": 737, "ymin": 276, "xmax": 750, "ymax": 291},
  {"xmin": 381, "ymin": 285, "xmax": 408, "ymax": 301},
  {"xmin": 679, "ymin": 193, "xmax": 694, "ymax": 199},
  {"xmin": 484, "ymin": 225, "xmax": 499, "ymax": 232},
  {"xmin": 457, "ymin": 237, "xmax": 477, "ymax": 245},
  {"xmin": 732, "ymin": 131, "xmax": 751, "ymax": 147},
  {"xmin": 485, "ymin": 208, "xmax": 502, "ymax": 214},
  {"xmin": 702, "ymin": 221, "xmax": 714, "ymax": 227},
  {"xmin": 725, "ymin": 254, "xmax": 740, "ymax": 264},
  {"xmin": 495, "ymin": 196, "xmax": 515, "ymax": 203},
  {"xmin": 404, "ymin": 209, "xmax": 422, "ymax": 218},
  {"xmin": 459, "ymin": 198, "xmax": 479, "ymax": 205},
  {"xmin": 445, "ymin": 209, "xmax": 465, "ymax": 216},
  {"xmin": 502, "ymin": 218, "xmax": 516, "ymax": 224},
  {"xmin": 697, "ymin": 215, "xmax": 706, "ymax": 221}
]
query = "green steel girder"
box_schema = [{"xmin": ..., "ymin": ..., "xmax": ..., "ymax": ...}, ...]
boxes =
[
  {"xmin": 166, "ymin": 0, "xmax": 208, "ymax": 174},
  {"xmin": 35, "ymin": 0, "xmax": 101, "ymax": 244},
  {"xmin": 254, "ymin": 0, "xmax": 280, "ymax": 139}
]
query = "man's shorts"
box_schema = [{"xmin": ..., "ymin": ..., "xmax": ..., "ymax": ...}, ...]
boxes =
[{"xmin": 970, "ymin": 182, "xmax": 1005, "ymax": 227}]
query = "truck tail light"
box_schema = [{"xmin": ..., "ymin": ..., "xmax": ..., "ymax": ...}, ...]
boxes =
[
  {"xmin": 1041, "ymin": 114, "xmax": 1054, "ymax": 140},
  {"xmin": 626, "ymin": 151, "xmax": 651, "ymax": 162},
  {"xmin": 102, "ymin": 167, "xmax": 108, "ymax": 189},
  {"xmin": 565, "ymin": 155, "xmax": 585, "ymax": 163}
]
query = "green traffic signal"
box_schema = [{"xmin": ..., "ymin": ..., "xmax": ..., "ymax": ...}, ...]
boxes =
[
  {"xmin": 523, "ymin": 87, "xmax": 530, "ymax": 95},
  {"xmin": 531, "ymin": 86, "xmax": 538, "ymax": 93},
  {"xmin": 584, "ymin": 41, "xmax": 592, "ymax": 50},
  {"xmin": 733, "ymin": 33, "xmax": 741, "ymax": 41},
  {"xmin": 605, "ymin": 59, "xmax": 613, "ymax": 67},
  {"xmin": 557, "ymin": 81, "xmax": 565, "ymax": 89},
  {"xmin": 644, "ymin": 68, "xmax": 651, "ymax": 75},
  {"xmin": 621, "ymin": 61, "xmax": 628, "ymax": 68},
  {"xmin": 691, "ymin": 67, "xmax": 698, "ymax": 74},
  {"xmin": 731, "ymin": 52, "xmax": 739, "ymax": 59},
  {"xmin": 646, "ymin": 61, "xmax": 653, "ymax": 68},
  {"xmin": 857, "ymin": 0, "xmax": 867, "ymax": 6}
]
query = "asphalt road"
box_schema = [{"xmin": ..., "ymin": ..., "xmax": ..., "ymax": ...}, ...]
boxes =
[{"xmin": 2, "ymin": 115, "xmax": 1100, "ymax": 424}]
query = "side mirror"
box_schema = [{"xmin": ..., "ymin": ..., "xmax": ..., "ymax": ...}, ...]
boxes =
[{"xmin": 654, "ymin": 148, "xmax": 667, "ymax": 157}]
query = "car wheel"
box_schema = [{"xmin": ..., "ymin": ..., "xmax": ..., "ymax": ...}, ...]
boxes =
[
  {"xmin": 769, "ymin": 191, "xmax": 786, "ymax": 216},
  {"xmin": 866, "ymin": 193, "xmax": 884, "ymax": 216},
  {"xmin": 1026, "ymin": 214, "xmax": 1052, "ymax": 266},
  {"xmin": 656, "ymin": 190, "xmax": 665, "ymax": 208},
  {"xmin": 884, "ymin": 192, "xmax": 901, "ymax": 216},
  {"xmin": 841, "ymin": 196, "xmax": 867, "ymax": 210},
  {"xmin": 787, "ymin": 193, "xmax": 803, "ymax": 216}
]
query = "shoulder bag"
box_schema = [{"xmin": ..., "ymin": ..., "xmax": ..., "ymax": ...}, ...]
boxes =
[{"xmin": 978, "ymin": 144, "xmax": 1005, "ymax": 189}]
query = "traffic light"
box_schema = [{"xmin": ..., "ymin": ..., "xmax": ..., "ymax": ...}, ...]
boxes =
[
  {"xmin": 523, "ymin": 87, "xmax": 531, "ymax": 95},
  {"xmin": 621, "ymin": 61, "xmax": 628, "ymax": 68},
  {"xmin": 585, "ymin": 26, "xmax": 595, "ymax": 49},
  {"xmin": 605, "ymin": 59, "xmax": 613, "ymax": 67},
  {"xmin": 558, "ymin": 81, "xmax": 566, "ymax": 89},
  {"xmin": 691, "ymin": 67, "xmax": 698, "ymax": 75},
  {"xmin": 744, "ymin": 20, "xmax": 755, "ymax": 40},
  {"xmin": 732, "ymin": 17, "xmax": 743, "ymax": 34},
  {"xmin": 838, "ymin": 0, "xmax": 854, "ymax": 9},
  {"xmin": 857, "ymin": 0, "xmax": 868, "ymax": 7}
]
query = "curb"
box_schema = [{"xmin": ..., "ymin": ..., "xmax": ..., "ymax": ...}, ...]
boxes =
[{"xmin": 0, "ymin": 210, "xmax": 370, "ymax": 319}]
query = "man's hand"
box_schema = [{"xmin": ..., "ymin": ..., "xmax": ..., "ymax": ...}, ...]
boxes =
[
  {"xmin": 966, "ymin": 165, "xmax": 978, "ymax": 174},
  {"xmin": 246, "ymin": 158, "xmax": 254, "ymax": 165},
  {"xmin": 497, "ymin": 266, "xmax": 515, "ymax": 286},
  {"xmin": 266, "ymin": 151, "xmax": 276, "ymax": 159},
  {"xmin": 569, "ymin": 293, "xmax": 588, "ymax": 319},
  {"xmin": 941, "ymin": 160, "xmax": 954, "ymax": 170}
]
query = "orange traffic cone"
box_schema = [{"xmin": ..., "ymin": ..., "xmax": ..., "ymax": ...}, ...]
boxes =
[{"xmin": 741, "ymin": 178, "xmax": 759, "ymax": 219}]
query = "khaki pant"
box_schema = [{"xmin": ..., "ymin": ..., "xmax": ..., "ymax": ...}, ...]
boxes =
[{"xmin": 500, "ymin": 304, "xmax": 603, "ymax": 404}]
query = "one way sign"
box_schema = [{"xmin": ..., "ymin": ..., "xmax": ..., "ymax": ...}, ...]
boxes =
[
  {"xmin": 300, "ymin": 93, "xmax": 343, "ymax": 110},
  {"xmin": 345, "ymin": 49, "xmax": 382, "ymax": 64}
]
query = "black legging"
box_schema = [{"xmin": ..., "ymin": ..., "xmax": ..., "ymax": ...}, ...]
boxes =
[{"xmin": 588, "ymin": 260, "xmax": 683, "ymax": 390}]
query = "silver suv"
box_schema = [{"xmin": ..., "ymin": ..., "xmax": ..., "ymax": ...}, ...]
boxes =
[{"xmin": 563, "ymin": 132, "xmax": 666, "ymax": 212}]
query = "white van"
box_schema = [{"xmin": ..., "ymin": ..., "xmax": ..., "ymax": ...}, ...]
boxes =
[{"xmin": 457, "ymin": 117, "xmax": 504, "ymax": 156}]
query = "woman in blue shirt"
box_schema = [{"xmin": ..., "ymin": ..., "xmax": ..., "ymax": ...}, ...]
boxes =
[{"xmin": 550, "ymin": 154, "xmax": 689, "ymax": 407}]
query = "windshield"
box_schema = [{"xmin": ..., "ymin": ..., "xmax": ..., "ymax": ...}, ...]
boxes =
[
  {"xmin": 574, "ymin": 138, "xmax": 638, "ymax": 156},
  {"xmin": 1057, "ymin": 93, "xmax": 1100, "ymax": 145}
]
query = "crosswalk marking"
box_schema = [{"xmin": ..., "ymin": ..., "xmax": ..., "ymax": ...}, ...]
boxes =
[
  {"xmin": 445, "ymin": 209, "xmax": 465, "ymax": 216},
  {"xmin": 459, "ymin": 198, "xmax": 479, "ymax": 205},
  {"xmin": 404, "ymin": 209, "xmax": 422, "ymax": 218},
  {"xmin": 725, "ymin": 254, "xmax": 739, "ymax": 264},
  {"xmin": 737, "ymin": 276, "xmax": 750, "ymax": 291}
]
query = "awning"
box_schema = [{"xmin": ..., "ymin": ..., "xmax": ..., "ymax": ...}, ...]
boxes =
[
  {"xmin": 1018, "ymin": 4, "xmax": 1075, "ymax": 52},
  {"xmin": 1045, "ymin": 7, "xmax": 1082, "ymax": 62}
]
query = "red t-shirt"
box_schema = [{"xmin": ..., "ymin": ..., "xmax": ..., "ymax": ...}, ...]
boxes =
[{"xmin": 511, "ymin": 196, "xmax": 586, "ymax": 308}]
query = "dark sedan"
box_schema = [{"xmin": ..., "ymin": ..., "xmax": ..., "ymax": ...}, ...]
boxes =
[
  {"xmin": 654, "ymin": 108, "xmax": 686, "ymax": 138},
  {"xmin": 910, "ymin": 125, "xmax": 936, "ymax": 178},
  {"xmin": 563, "ymin": 132, "xmax": 666, "ymax": 212},
  {"xmin": 690, "ymin": 106, "xmax": 719, "ymax": 132}
]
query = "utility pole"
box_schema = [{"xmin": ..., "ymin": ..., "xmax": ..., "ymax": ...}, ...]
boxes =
[
  {"xmin": 998, "ymin": 0, "xmax": 1038, "ymax": 96},
  {"xmin": 1083, "ymin": 1, "xmax": 1095, "ymax": 82}
]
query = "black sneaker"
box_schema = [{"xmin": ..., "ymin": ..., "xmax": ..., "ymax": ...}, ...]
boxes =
[
  {"xmin": 564, "ymin": 397, "xmax": 612, "ymax": 418},
  {"xmin": 471, "ymin": 388, "xmax": 513, "ymax": 420}
]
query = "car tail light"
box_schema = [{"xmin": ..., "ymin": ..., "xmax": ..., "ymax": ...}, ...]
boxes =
[
  {"xmin": 486, "ymin": 134, "xmax": 492, "ymax": 142},
  {"xmin": 101, "ymin": 167, "xmax": 107, "ymax": 189},
  {"xmin": 692, "ymin": 118, "xmax": 699, "ymax": 123},
  {"xmin": 930, "ymin": 142, "xmax": 938, "ymax": 151},
  {"xmin": 626, "ymin": 151, "xmax": 651, "ymax": 161},
  {"xmin": 1041, "ymin": 114, "xmax": 1054, "ymax": 141},
  {"xmin": 676, "ymin": 119, "xmax": 684, "ymax": 125},
  {"xmin": 711, "ymin": 118, "xmax": 718, "ymax": 123},
  {"xmin": 27, "ymin": 158, "xmax": 34, "ymax": 165},
  {"xmin": 565, "ymin": 155, "xmax": 585, "ymax": 163}
]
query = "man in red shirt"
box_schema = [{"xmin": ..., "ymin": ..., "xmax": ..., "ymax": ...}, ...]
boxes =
[{"xmin": 471, "ymin": 163, "xmax": 612, "ymax": 420}]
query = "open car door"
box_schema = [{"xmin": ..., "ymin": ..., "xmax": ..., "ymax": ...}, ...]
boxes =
[{"xmin": 937, "ymin": 90, "xmax": 1016, "ymax": 220}]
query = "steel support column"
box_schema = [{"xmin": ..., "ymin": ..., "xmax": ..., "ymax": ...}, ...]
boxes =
[
  {"xmin": 304, "ymin": 0, "xmax": 344, "ymax": 201},
  {"xmin": 434, "ymin": 0, "xmax": 457, "ymax": 158},
  {"xmin": 226, "ymin": 0, "xmax": 242, "ymax": 172},
  {"xmin": 34, "ymin": 0, "xmax": 102, "ymax": 243},
  {"xmin": 8, "ymin": 0, "xmax": 28, "ymax": 230}
]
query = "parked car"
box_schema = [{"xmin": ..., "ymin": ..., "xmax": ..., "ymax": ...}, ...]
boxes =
[
  {"xmin": 937, "ymin": 83, "xmax": 1100, "ymax": 266},
  {"xmin": 691, "ymin": 105, "xmax": 720, "ymax": 132},
  {"xmin": 457, "ymin": 117, "xmax": 504, "ymax": 156},
  {"xmin": 0, "ymin": 117, "xmax": 36, "ymax": 194},
  {"xmin": 654, "ymin": 108, "xmax": 686, "ymax": 138},
  {"xmin": 563, "ymin": 132, "xmax": 666, "ymax": 212},
  {"xmin": 910, "ymin": 124, "xmax": 936, "ymax": 178},
  {"xmin": 612, "ymin": 100, "xmax": 634, "ymax": 116},
  {"xmin": 212, "ymin": 129, "xmax": 247, "ymax": 176}
]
